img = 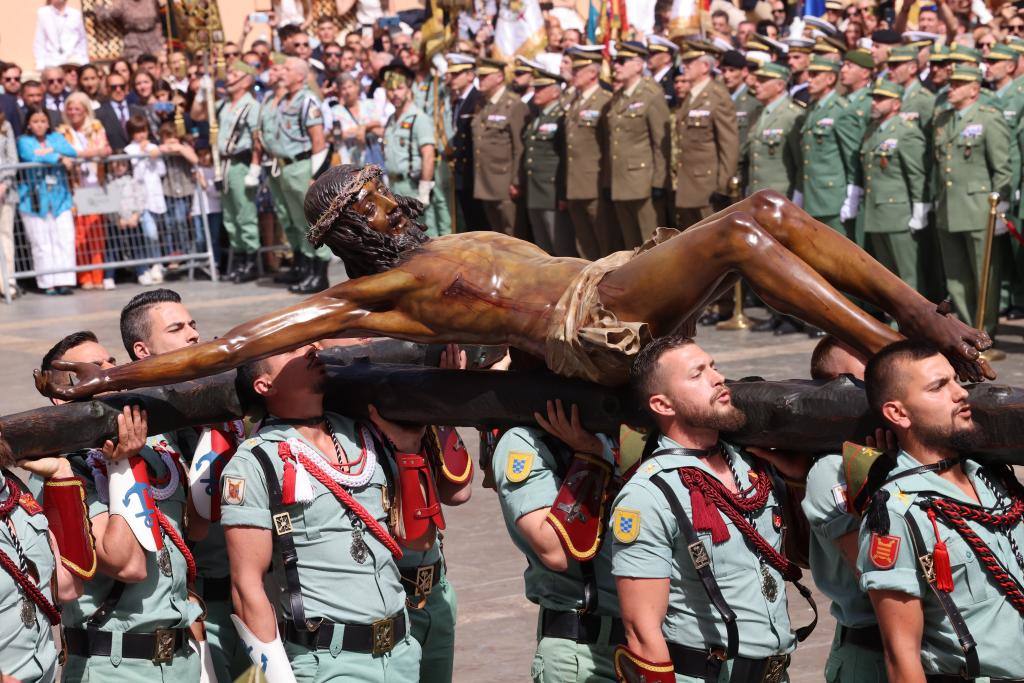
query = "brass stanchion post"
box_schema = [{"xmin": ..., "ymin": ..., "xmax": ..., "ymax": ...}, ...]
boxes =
[
  {"xmin": 717, "ymin": 176, "xmax": 760, "ymax": 330},
  {"xmin": 975, "ymin": 192, "xmax": 1006, "ymax": 361}
]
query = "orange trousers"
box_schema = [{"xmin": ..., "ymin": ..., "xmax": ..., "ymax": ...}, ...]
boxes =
[{"xmin": 74, "ymin": 213, "xmax": 105, "ymax": 286}]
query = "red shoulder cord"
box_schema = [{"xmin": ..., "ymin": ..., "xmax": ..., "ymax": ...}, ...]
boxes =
[
  {"xmin": 678, "ymin": 466, "xmax": 802, "ymax": 582},
  {"xmin": 290, "ymin": 447, "xmax": 403, "ymax": 561},
  {"xmin": 153, "ymin": 509, "xmax": 197, "ymax": 585},
  {"xmin": 0, "ymin": 477, "xmax": 62, "ymax": 624},
  {"xmin": 923, "ymin": 494, "xmax": 1024, "ymax": 615}
]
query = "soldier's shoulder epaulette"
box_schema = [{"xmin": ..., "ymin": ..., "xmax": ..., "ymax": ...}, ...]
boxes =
[
  {"xmin": 792, "ymin": 98, "xmax": 808, "ymax": 109},
  {"xmin": 978, "ymin": 103, "xmax": 1002, "ymax": 116}
]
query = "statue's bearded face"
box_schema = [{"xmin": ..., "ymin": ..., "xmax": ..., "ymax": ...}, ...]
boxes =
[{"xmin": 352, "ymin": 179, "xmax": 412, "ymax": 237}]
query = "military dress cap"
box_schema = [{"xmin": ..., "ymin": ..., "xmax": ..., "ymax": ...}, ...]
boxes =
[
  {"xmin": 985, "ymin": 43, "xmax": 1017, "ymax": 61},
  {"xmin": 229, "ymin": 60, "xmax": 257, "ymax": 76},
  {"xmin": 754, "ymin": 62, "xmax": 791, "ymax": 80},
  {"xmin": 567, "ymin": 44, "xmax": 605, "ymax": 67},
  {"xmin": 844, "ymin": 48, "xmax": 875, "ymax": 69},
  {"xmin": 475, "ymin": 56, "xmax": 507, "ymax": 75},
  {"xmin": 949, "ymin": 63, "xmax": 983, "ymax": 81},
  {"xmin": 514, "ymin": 55, "xmax": 541, "ymax": 76},
  {"xmin": 814, "ymin": 35, "xmax": 847, "ymax": 54},
  {"xmin": 446, "ymin": 52, "xmax": 476, "ymax": 73},
  {"xmin": 760, "ymin": 34, "xmax": 789, "ymax": 55},
  {"xmin": 1007, "ymin": 36, "xmax": 1024, "ymax": 54},
  {"xmin": 381, "ymin": 62, "xmax": 416, "ymax": 89},
  {"xmin": 902, "ymin": 30, "xmax": 940, "ymax": 47},
  {"xmin": 929, "ymin": 43, "xmax": 952, "ymax": 62},
  {"xmin": 804, "ymin": 15, "xmax": 839, "ymax": 36},
  {"xmin": 870, "ymin": 78, "xmax": 903, "ymax": 98},
  {"xmin": 615, "ymin": 40, "xmax": 649, "ymax": 58},
  {"xmin": 949, "ymin": 42, "xmax": 982, "ymax": 63},
  {"xmin": 648, "ymin": 34, "xmax": 679, "ymax": 54},
  {"xmin": 745, "ymin": 36, "xmax": 773, "ymax": 52},
  {"xmin": 745, "ymin": 50, "xmax": 773, "ymax": 68},
  {"xmin": 270, "ymin": 51, "xmax": 288, "ymax": 65},
  {"xmin": 720, "ymin": 49, "xmax": 748, "ymax": 69},
  {"xmin": 825, "ymin": 0, "xmax": 845, "ymax": 10},
  {"xmin": 871, "ymin": 29, "xmax": 901, "ymax": 45},
  {"xmin": 886, "ymin": 45, "xmax": 918, "ymax": 63},
  {"xmin": 680, "ymin": 38, "xmax": 721, "ymax": 61},
  {"xmin": 784, "ymin": 36, "xmax": 815, "ymax": 53},
  {"xmin": 807, "ymin": 54, "xmax": 840, "ymax": 72},
  {"xmin": 530, "ymin": 66, "xmax": 565, "ymax": 87}
]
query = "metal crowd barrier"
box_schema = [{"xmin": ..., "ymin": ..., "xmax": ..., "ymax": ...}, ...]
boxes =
[{"xmin": 0, "ymin": 153, "xmax": 218, "ymax": 303}]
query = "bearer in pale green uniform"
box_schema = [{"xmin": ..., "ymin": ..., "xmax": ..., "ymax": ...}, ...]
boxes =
[
  {"xmin": 63, "ymin": 435, "xmax": 202, "ymax": 682},
  {"xmin": 412, "ymin": 69, "xmax": 454, "ymax": 237},
  {"xmin": 381, "ymin": 64, "xmax": 441, "ymax": 236},
  {"xmin": 797, "ymin": 57, "xmax": 860, "ymax": 237},
  {"xmin": 216, "ymin": 62, "xmax": 261, "ymax": 282},
  {"xmin": 260, "ymin": 56, "xmax": 332, "ymax": 294},
  {"xmin": 931, "ymin": 64, "xmax": 1012, "ymax": 338},
  {"xmin": 492, "ymin": 425, "xmax": 621, "ymax": 683},
  {"xmin": 859, "ymin": 80, "xmax": 928, "ymax": 293},
  {"xmin": 222, "ymin": 345, "xmax": 423, "ymax": 682}
]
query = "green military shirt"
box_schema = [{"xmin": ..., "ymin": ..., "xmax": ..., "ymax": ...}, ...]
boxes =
[
  {"xmin": 843, "ymin": 86, "xmax": 872, "ymax": 183},
  {"xmin": 412, "ymin": 76, "xmax": 437, "ymax": 116},
  {"xmin": 217, "ymin": 91, "xmax": 260, "ymax": 156},
  {"xmin": 744, "ymin": 94, "xmax": 805, "ymax": 196},
  {"xmin": 610, "ymin": 436, "xmax": 795, "ymax": 659},
  {"xmin": 859, "ymin": 113, "xmax": 927, "ymax": 233},
  {"xmin": 731, "ymin": 83, "xmax": 763, "ymax": 149},
  {"xmin": 523, "ymin": 100, "xmax": 566, "ymax": 211},
  {"xmin": 0, "ymin": 472, "xmax": 58, "ymax": 682},
  {"xmin": 932, "ymin": 101, "xmax": 1012, "ymax": 232},
  {"xmin": 260, "ymin": 87, "xmax": 324, "ymax": 160},
  {"xmin": 857, "ymin": 451, "xmax": 1024, "ymax": 678},
  {"xmin": 219, "ymin": 413, "xmax": 407, "ymax": 625},
  {"xmin": 802, "ymin": 454, "xmax": 876, "ymax": 628},
  {"xmin": 900, "ymin": 80, "xmax": 936, "ymax": 131},
  {"xmin": 799, "ymin": 89, "xmax": 861, "ymax": 217},
  {"xmin": 492, "ymin": 427, "xmax": 620, "ymax": 617},
  {"xmin": 992, "ymin": 78, "xmax": 1024, "ymax": 193},
  {"xmin": 65, "ymin": 437, "xmax": 200, "ymax": 633},
  {"xmin": 383, "ymin": 104, "xmax": 435, "ymax": 183}
]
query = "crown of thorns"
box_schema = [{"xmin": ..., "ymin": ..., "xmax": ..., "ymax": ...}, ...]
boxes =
[{"xmin": 306, "ymin": 164, "xmax": 385, "ymax": 246}]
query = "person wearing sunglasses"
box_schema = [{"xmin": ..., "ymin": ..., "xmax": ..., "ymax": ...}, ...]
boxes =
[
  {"xmin": 96, "ymin": 75, "xmax": 145, "ymax": 151},
  {"xmin": 1, "ymin": 63, "xmax": 22, "ymax": 98},
  {"xmin": 41, "ymin": 67, "xmax": 69, "ymax": 115}
]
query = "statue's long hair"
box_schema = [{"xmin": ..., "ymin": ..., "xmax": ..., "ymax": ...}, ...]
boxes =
[{"xmin": 305, "ymin": 165, "xmax": 430, "ymax": 279}]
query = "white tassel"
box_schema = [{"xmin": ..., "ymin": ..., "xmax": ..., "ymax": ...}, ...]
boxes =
[{"xmin": 291, "ymin": 456, "xmax": 315, "ymax": 504}]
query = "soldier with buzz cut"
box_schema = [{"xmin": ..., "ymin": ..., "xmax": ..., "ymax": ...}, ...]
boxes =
[
  {"xmin": 859, "ymin": 80, "xmax": 928, "ymax": 293},
  {"xmin": 606, "ymin": 40, "xmax": 671, "ymax": 250},
  {"xmin": 471, "ymin": 56, "xmax": 529, "ymax": 238}
]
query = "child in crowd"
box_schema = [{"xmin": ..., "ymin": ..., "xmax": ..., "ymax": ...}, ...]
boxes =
[
  {"xmin": 157, "ymin": 122, "xmax": 197, "ymax": 263},
  {"xmin": 104, "ymin": 155, "xmax": 146, "ymax": 289},
  {"xmin": 191, "ymin": 141, "xmax": 223, "ymax": 271},
  {"xmin": 123, "ymin": 113, "xmax": 166, "ymax": 285}
]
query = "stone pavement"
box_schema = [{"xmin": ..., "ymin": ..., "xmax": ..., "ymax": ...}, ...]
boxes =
[{"xmin": 2, "ymin": 268, "xmax": 1023, "ymax": 682}]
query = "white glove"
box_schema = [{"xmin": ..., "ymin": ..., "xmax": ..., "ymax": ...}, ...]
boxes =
[
  {"xmin": 840, "ymin": 185, "xmax": 863, "ymax": 222},
  {"xmin": 310, "ymin": 149, "xmax": 328, "ymax": 177},
  {"xmin": 908, "ymin": 202, "xmax": 931, "ymax": 232},
  {"xmin": 244, "ymin": 163, "xmax": 260, "ymax": 188},
  {"xmin": 417, "ymin": 179, "xmax": 435, "ymax": 206},
  {"xmin": 791, "ymin": 190, "xmax": 803, "ymax": 208},
  {"xmin": 995, "ymin": 200, "xmax": 1010, "ymax": 236}
]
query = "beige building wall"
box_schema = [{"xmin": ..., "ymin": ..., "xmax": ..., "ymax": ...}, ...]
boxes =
[{"xmin": 2, "ymin": 1, "xmax": 264, "ymax": 77}]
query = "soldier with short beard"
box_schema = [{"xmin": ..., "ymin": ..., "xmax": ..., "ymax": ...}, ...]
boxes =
[{"xmin": 609, "ymin": 335, "xmax": 815, "ymax": 682}]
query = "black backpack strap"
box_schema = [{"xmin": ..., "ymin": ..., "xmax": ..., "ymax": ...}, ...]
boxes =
[
  {"xmin": 86, "ymin": 580, "xmax": 126, "ymax": 630},
  {"xmin": 904, "ymin": 511, "xmax": 980, "ymax": 679},
  {"xmin": 649, "ymin": 473, "xmax": 739, "ymax": 661},
  {"xmin": 250, "ymin": 444, "xmax": 308, "ymax": 632}
]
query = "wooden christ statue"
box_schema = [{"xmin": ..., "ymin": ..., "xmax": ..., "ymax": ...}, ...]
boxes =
[{"xmin": 36, "ymin": 164, "xmax": 994, "ymax": 401}]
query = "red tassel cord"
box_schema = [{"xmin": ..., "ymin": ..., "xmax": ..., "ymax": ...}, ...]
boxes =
[
  {"xmin": 155, "ymin": 509, "xmax": 197, "ymax": 585},
  {"xmin": 0, "ymin": 477, "xmax": 61, "ymax": 624},
  {"xmin": 927, "ymin": 507, "xmax": 954, "ymax": 592}
]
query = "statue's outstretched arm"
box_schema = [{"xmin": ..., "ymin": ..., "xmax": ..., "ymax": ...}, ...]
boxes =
[{"xmin": 36, "ymin": 272, "xmax": 420, "ymax": 400}]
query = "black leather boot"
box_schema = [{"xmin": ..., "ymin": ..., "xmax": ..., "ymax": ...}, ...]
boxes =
[
  {"xmin": 234, "ymin": 252, "xmax": 259, "ymax": 283},
  {"xmin": 274, "ymin": 253, "xmax": 307, "ymax": 284},
  {"xmin": 291, "ymin": 258, "xmax": 329, "ymax": 294}
]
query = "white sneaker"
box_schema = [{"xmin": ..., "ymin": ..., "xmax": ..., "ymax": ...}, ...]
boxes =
[
  {"xmin": 102, "ymin": 278, "xmax": 116, "ymax": 290},
  {"xmin": 138, "ymin": 271, "xmax": 154, "ymax": 286},
  {"xmin": 149, "ymin": 264, "xmax": 165, "ymax": 284}
]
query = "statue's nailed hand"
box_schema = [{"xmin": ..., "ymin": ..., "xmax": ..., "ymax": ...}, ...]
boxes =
[{"xmin": 33, "ymin": 360, "xmax": 108, "ymax": 400}]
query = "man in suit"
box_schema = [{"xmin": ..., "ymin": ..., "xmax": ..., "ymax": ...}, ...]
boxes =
[
  {"xmin": 19, "ymin": 80, "xmax": 60, "ymax": 128},
  {"xmin": 445, "ymin": 53, "xmax": 487, "ymax": 232},
  {"xmin": 606, "ymin": 41, "xmax": 671, "ymax": 250},
  {"xmin": 647, "ymin": 35, "xmax": 679, "ymax": 108},
  {"xmin": 96, "ymin": 73, "xmax": 144, "ymax": 150},
  {"xmin": 564, "ymin": 45, "xmax": 616, "ymax": 259},
  {"xmin": 673, "ymin": 40, "xmax": 739, "ymax": 230},
  {"xmin": 471, "ymin": 56, "xmax": 528, "ymax": 237}
]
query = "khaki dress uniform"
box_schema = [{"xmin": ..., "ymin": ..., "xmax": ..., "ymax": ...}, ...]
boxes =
[
  {"xmin": 564, "ymin": 84, "xmax": 617, "ymax": 258},
  {"xmin": 606, "ymin": 78, "xmax": 671, "ymax": 249},
  {"xmin": 471, "ymin": 86, "xmax": 528, "ymax": 237},
  {"xmin": 674, "ymin": 78, "xmax": 739, "ymax": 230}
]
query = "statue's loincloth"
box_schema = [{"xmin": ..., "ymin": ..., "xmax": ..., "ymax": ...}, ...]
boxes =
[{"xmin": 545, "ymin": 228, "xmax": 684, "ymax": 386}]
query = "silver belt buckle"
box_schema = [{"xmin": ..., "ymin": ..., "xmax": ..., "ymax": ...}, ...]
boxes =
[{"xmin": 152, "ymin": 628, "xmax": 176, "ymax": 664}]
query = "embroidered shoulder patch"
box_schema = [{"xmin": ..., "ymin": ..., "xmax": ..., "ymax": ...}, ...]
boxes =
[
  {"xmin": 18, "ymin": 493, "xmax": 42, "ymax": 516},
  {"xmin": 505, "ymin": 451, "xmax": 534, "ymax": 483},
  {"xmin": 222, "ymin": 476, "xmax": 246, "ymax": 505},
  {"xmin": 832, "ymin": 484, "xmax": 848, "ymax": 512},
  {"xmin": 869, "ymin": 533, "xmax": 901, "ymax": 569},
  {"xmin": 613, "ymin": 508, "xmax": 641, "ymax": 543}
]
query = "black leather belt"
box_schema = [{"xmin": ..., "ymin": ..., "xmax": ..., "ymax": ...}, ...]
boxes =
[
  {"xmin": 399, "ymin": 559, "xmax": 442, "ymax": 598},
  {"xmin": 540, "ymin": 608, "xmax": 625, "ymax": 646},
  {"xmin": 838, "ymin": 624, "xmax": 884, "ymax": 652},
  {"xmin": 927, "ymin": 676, "xmax": 1024, "ymax": 683},
  {"xmin": 668, "ymin": 642, "xmax": 789, "ymax": 683},
  {"xmin": 65, "ymin": 627, "xmax": 188, "ymax": 664},
  {"xmin": 281, "ymin": 613, "xmax": 406, "ymax": 656},
  {"xmin": 278, "ymin": 150, "xmax": 312, "ymax": 166},
  {"xmin": 200, "ymin": 576, "xmax": 232, "ymax": 603},
  {"xmin": 391, "ymin": 172, "xmax": 419, "ymax": 182},
  {"xmin": 229, "ymin": 150, "xmax": 253, "ymax": 165}
]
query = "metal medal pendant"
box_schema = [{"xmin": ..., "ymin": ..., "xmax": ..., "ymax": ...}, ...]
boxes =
[
  {"xmin": 880, "ymin": 156, "xmax": 889, "ymax": 170},
  {"xmin": 157, "ymin": 546, "xmax": 173, "ymax": 577},
  {"xmin": 350, "ymin": 526, "xmax": 369, "ymax": 565},
  {"xmin": 20, "ymin": 596, "xmax": 35, "ymax": 628},
  {"xmin": 761, "ymin": 564, "xmax": 779, "ymax": 602}
]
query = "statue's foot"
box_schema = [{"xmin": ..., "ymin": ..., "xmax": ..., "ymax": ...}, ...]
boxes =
[{"xmin": 902, "ymin": 301, "xmax": 995, "ymax": 383}]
